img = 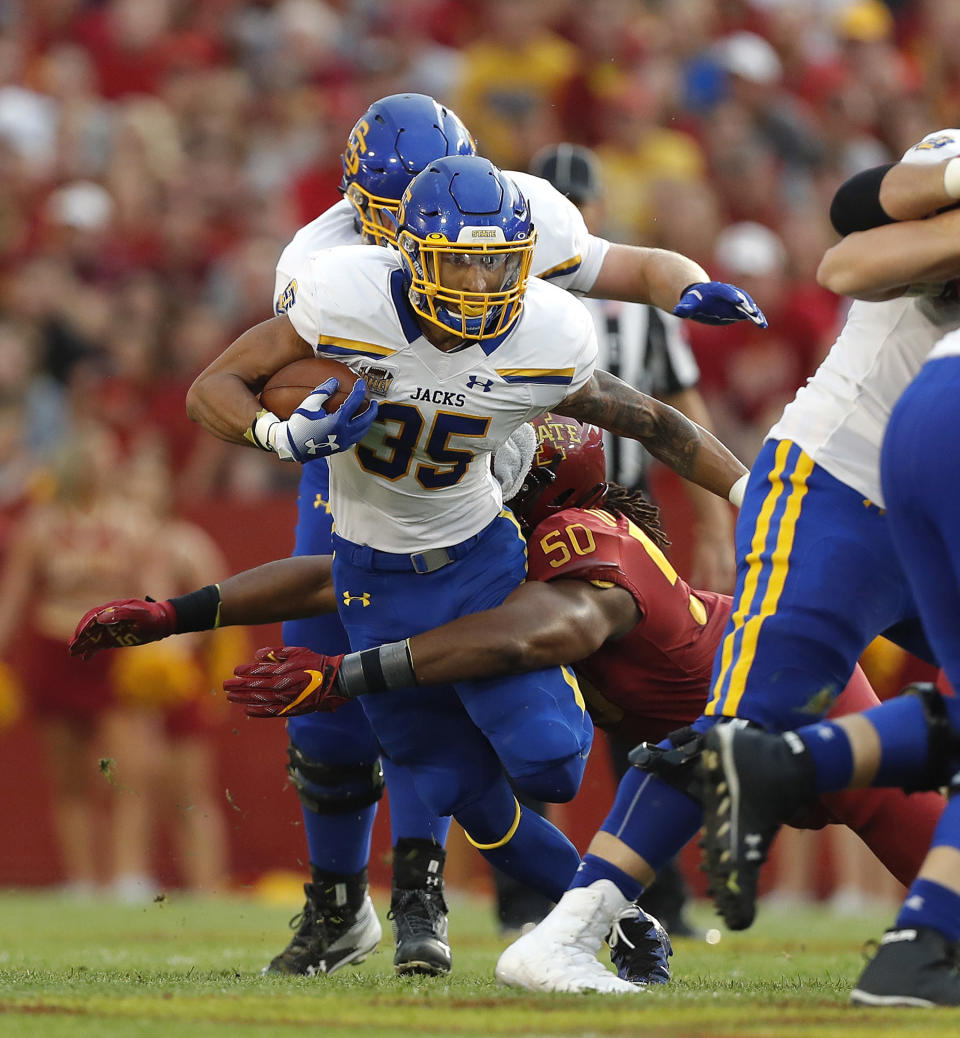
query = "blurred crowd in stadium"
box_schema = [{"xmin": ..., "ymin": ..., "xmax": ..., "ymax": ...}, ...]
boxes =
[
  {"xmin": 4, "ymin": 0, "xmax": 957, "ymax": 504},
  {"xmin": 0, "ymin": 0, "xmax": 950, "ymax": 901}
]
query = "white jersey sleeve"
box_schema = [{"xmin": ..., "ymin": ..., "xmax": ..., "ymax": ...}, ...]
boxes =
[
  {"xmin": 508, "ymin": 170, "xmax": 610, "ymax": 294},
  {"xmin": 280, "ymin": 244, "xmax": 404, "ymax": 355},
  {"xmin": 767, "ymin": 128, "xmax": 960, "ymax": 506},
  {"xmin": 273, "ymin": 199, "xmax": 361, "ymax": 315}
]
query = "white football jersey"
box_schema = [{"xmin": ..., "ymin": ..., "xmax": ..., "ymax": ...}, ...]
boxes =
[
  {"xmin": 273, "ymin": 173, "xmax": 609, "ymax": 313},
  {"xmin": 930, "ymin": 326, "xmax": 960, "ymax": 360},
  {"xmin": 282, "ymin": 247, "xmax": 598, "ymax": 552},
  {"xmin": 768, "ymin": 129, "xmax": 960, "ymax": 507}
]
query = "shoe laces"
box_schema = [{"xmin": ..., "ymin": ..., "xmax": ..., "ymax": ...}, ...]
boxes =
[
  {"xmin": 608, "ymin": 906, "xmax": 672, "ymax": 984},
  {"xmin": 860, "ymin": 937, "xmax": 879, "ymax": 965},
  {"xmin": 288, "ymin": 884, "xmax": 353, "ymax": 943},
  {"xmin": 389, "ymin": 888, "xmax": 447, "ymax": 939}
]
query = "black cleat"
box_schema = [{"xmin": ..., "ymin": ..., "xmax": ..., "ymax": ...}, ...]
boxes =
[
  {"xmin": 851, "ymin": 926, "xmax": 960, "ymax": 1007},
  {"xmin": 608, "ymin": 904, "xmax": 673, "ymax": 985},
  {"xmin": 390, "ymin": 838, "xmax": 451, "ymax": 975},
  {"xmin": 264, "ymin": 866, "xmax": 381, "ymax": 975},
  {"xmin": 698, "ymin": 723, "xmax": 816, "ymax": 931}
]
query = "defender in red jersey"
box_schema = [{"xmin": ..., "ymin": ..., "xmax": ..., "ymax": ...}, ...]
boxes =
[
  {"xmin": 72, "ymin": 416, "xmax": 944, "ymax": 992},
  {"xmin": 527, "ymin": 505, "xmax": 729, "ymax": 746}
]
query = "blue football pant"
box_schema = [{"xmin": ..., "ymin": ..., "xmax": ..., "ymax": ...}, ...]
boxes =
[
  {"xmin": 882, "ymin": 357, "xmax": 960, "ymax": 688},
  {"xmin": 332, "ymin": 515, "xmax": 591, "ymax": 898},
  {"xmin": 283, "ymin": 461, "xmax": 448, "ymax": 875},
  {"xmin": 704, "ymin": 438, "xmax": 931, "ymax": 732}
]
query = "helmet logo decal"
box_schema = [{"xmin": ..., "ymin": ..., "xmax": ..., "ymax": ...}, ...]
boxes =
[
  {"xmin": 342, "ymin": 119, "xmax": 370, "ymax": 176},
  {"xmin": 535, "ymin": 418, "xmax": 583, "ymax": 465}
]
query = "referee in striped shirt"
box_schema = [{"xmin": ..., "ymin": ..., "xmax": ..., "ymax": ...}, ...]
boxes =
[
  {"xmin": 521, "ymin": 143, "xmax": 738, "ymax": 938},
  {"xmin": 528, "ymin": 142, "xmax": 735, "ymax": 593}
]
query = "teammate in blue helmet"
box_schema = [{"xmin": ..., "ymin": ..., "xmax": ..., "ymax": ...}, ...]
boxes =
[
  {"xmin": 340, "ymin": 94, "xmax": 476, "ymax": 247},
  {"xmin": 396, "ymin": 156, "xmax": 536, "ymax": 341}
]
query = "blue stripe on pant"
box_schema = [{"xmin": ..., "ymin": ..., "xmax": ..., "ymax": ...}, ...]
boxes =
[
  {"xmin": 333, "ymin": 514, "xmax": 593, "ymax": 819},
  {"xmin": 703, "ymin": 438, "xmax": 924, "ymax": 731}
]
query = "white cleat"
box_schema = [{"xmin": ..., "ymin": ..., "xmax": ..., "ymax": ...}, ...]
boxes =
[{"xmin": 495, "ymin": 881, "xmax": 643, "ymax": 994}]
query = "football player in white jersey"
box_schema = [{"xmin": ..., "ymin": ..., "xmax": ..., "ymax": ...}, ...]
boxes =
[
  {"xmin": 701, "ymin": 127, "xmax": 960, "ymax": 737},
  {"xmin": 692, "ymin": 129, "xmax": 960, "ymax": 1005},
  {"xmin": 186, "ymin": 92, "xmax": 766, "ymax": 978},
  {"xmin": 184, "ymin": 151, "xmax": 755, "ymax": 962}
]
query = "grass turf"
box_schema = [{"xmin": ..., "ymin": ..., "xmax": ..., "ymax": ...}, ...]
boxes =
[{"xmin": 2, "ymin": 889, "xmax": 959, "ymax": 1037}]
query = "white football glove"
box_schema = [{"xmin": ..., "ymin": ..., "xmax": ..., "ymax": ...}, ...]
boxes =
[{"xmin": 249, "ymin": 378, "xmax": 377, "ymax": 462}]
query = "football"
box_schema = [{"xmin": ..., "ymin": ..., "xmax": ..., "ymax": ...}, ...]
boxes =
[{"xmin": 259, "ymin": 357, "xmax": 368, "ymax": 421}]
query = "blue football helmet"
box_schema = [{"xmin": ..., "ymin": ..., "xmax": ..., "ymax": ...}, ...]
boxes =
[
  {"xmin": 340, "ymin": 93, "xmax": 476, "ymax": 246},
  {"xmin": 396, "ymin": 156, "xmax": 537, "ymax": 340}
]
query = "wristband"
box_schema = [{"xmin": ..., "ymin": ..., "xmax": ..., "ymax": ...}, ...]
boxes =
[
  {"xmin": 944, "ymin": 157, "xmax": 960, "ymax": 200},
  {"xmin": 246, "ymin": 409, "xmax": 281, "ymax": 452},
  {"xmin": 727, "ymin": 473, "xmax": 749, "ymax": 508},
  {"xmin": 336, "ymin": 639, "xmax": 416, "ymax": 698},
  {"xmin": 168, "ymin": 584, "xmax": 222, "ymax": 633}
]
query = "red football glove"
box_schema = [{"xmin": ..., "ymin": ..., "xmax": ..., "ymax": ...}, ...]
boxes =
[
  {"xmin": 69, "ymin": 598, "xmax": 178, "ymax": 660},
  {"xmin": 223, "ymin": 646, "xmax": 347, "ymax": 718}
]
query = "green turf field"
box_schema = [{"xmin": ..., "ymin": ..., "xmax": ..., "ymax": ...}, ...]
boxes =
[{"xmin": 2, "ymin": 889, "xmax": 959, "ymax": 1037}]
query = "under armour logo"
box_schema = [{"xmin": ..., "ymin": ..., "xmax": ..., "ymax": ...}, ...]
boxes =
[
  {"xmin": 313, "ymin": 493, "xmax": 331, "ymax": 513},
  {"xmin": 305, "ymin": 435, "xmax": 339, "ymax": 455},
  {"xmin": 342, "ymin": 592, "xmax": 371, "ymax": 607},
  {"xmin": 466, "ymin": 375, "xmax": 494, "ymax": 392}
]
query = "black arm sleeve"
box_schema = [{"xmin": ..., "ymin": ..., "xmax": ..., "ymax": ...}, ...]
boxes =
[{"xmin": 829, "ymin": 163, "xmax": 898, "ymax": 236}]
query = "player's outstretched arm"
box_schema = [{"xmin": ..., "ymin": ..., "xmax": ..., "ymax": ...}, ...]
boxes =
[
  {"xmin": 406, "ymin": 578, "xmax": 637, "ymax": 683},
  {"xmin": 70, "ymin": 555, "xmax": 336, "ymax": 659},
  {"xmin": 817, "ymin": 207, "xmax": 960, "ymax": 300},
  {"xmin": 590, "ymin": 244, "xmax": 766, "ymax": 327},
  {"xmin": 555, "ymin": 369, "xmax": 749, "ymax": 504},
  {"xmin": 659, "ymin": 385, "xmax": 736, "ymax": 592},
  {"xmin": 223, "ymin": 578, "xmax": 639, "ymax": 718}
]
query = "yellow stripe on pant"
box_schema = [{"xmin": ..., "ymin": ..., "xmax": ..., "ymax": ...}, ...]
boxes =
[
  {"xmin": 465, "ymin": 797, "xmax": 522, "ymax": 849},
  {"xmin": 707, "ymin": 441, "xmax": 814, "ymax": 717}
]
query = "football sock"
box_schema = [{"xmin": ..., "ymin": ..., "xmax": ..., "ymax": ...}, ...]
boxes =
[
  {"xmin": 896, "ymin": 878, "xmax": 960, "ymax": 943},
  {"xmin": 600, "ymin": 766, "xmax": 702, "ymax": 876},
  {"xmin": 304, "ymin": 804, "xmax": 375, "ymax": 875},
  {"xmin": 571, "ymin": 853, "xmax": 644, "ymax": 902},
  {"xmin": 865, "ymin": 693, "xmax": 934, "ymax": 787},
  {"xmin": 895, "ymin": 796, "xmax": 960, "ymax": 942},
  {"xmin": 381, "ymin": 756, "xmax": 451, "ymax": 847},
  {"xmin": 794, "ymin": 692, "xmax": 934, "ymax": 793},
  {"xmin": 459, "ymin": 787, "xmax": 580, "ymax": 903},
  {"xmin": 794, "ymin": 721, "xmax": 855, "ymax": 793}
]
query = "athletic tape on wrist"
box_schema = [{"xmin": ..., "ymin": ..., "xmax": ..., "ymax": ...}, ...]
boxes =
[
  {"xmin": 247, "ymin": 409, "xmax": 280, "ymax": 452},
  {"xmin": 944, "ymin": 157, "xmax": 960, "ymax": 200},
  {"xmin": 336, "ymin": 639, "xmax": 415, "ymax": 697},
  {"xmin": 728, "ymin": 473, "xmax": 749, "ymax": 508}
]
